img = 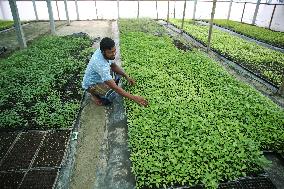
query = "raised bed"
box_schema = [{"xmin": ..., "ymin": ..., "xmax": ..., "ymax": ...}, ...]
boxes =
[
  {"xmin": 119, "ymin": 19, "xmax": 284, "ymax": 188},
  {"xmin": 164, "ymin": 20, "xmax": 279, "ymax": 90},
  {"xmin": 168, "ymin": 19, "xmax": 284, "ymax": 88},
  {"xmin": 200, "ymin": 19, "xmax": 284, "ymax": 49},
  {"xmin": 33, "ymin": 130, "xmax": 71, "ymax": 168},
  {"xmin": 0, "ymin": 35, "xmax": 92, "ymax": 130}
]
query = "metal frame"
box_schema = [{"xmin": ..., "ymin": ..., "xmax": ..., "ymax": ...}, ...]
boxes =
[
  {"xmin": 207, "ymin": 0, "xmax": 217, "ymax": 52},
  {"xmin": 252, "ymin": 0, "xmax": 261, "ymax": 25},
  {"xmin": 46, "ymin": 0, "xmax": 56, "ymax": 34},
  {"xmin": 8, "ymin": 0, "xmax": 27, "ymax": 48},
  {"xmin": 181, "ymin": 0, "xmax": 186, "ymax": 31},
  {"xmin": 63, "ymin": 0, "xmax": 70, "ymax": 25}
]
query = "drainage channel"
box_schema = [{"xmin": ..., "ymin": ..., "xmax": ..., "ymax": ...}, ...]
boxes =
[
  {"xmin": 158, "ymin": 20, "xmax": 284, "ymax": 109},
  {"xmin": 195, "ymin": 20, "xmax": 284, "ymax": 53}
]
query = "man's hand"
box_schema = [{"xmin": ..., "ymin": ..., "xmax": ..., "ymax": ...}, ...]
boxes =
[
  {"xmin": 127, "ymin": 77, "xmax": 136, "ymax": 86},
  {"xmin": 105, "ymin": 79, "xmax": 148, "ymax": 107},
  {"xmin": 133, "ymin": 96, "xmax": 148, "ymax": 107}
]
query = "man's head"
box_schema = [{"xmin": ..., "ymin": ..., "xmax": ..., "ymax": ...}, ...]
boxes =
[{"xmin": 100, "ymin": 37, "xmax": 116, "ymax": 60}]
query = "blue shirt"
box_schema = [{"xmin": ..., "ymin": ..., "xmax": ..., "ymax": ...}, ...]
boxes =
[{"xmin": 82, "ymin": 49, "xmax": 113, "ymax": 90}]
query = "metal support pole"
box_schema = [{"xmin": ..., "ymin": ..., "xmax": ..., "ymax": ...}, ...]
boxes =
[
  {"xmin": 174, "ymin": 0, "xmax": 176, "ymax": 19},
  {"xmin": 32, "ymin": 0, "xmax": 39, "ymax": 21},
  {"xmin": 181, "ymin": 0, "xmax": 187, "ymax": 31},
  {"xmin": 75, "ymin": 0, "xmax": 79, "ymax": 20},
  {"xmin": 46, "ymin": 0, "xmax": 56, "ymax": 34},
  {"xmin": 227, "ymin": 0, "xmax": 233, "ymax": 20},
  {"xmin": 207, "ymin": 0, "xmax": 217, "ymax": 53},
  {"xmin": 156, "ymin": 0, "xmax": 158, "ymax": 20},
  {"xmin": 167, "ymin": 0, "xmax": 169, "ymax": 24},
  {"xmin": 269, "ymin": 5, "xmax": 276, "ymax": 29},
  {"xmin": 137, "ymin": 0, "xmax": 139, "ymax": 18},
  {"xmin": 252, "ymin": 0, "xmax": 261, "ymax": 25},
  {"xmin": 117, "ymin": 0, "xmax": 119, "ymax": 19},
  {"xmin": 8, "ymin": 0, "xmax": 26, "ymax": 48},
  {"xmin": 63, "ymin": 0, "xmax": 70, "ymax": 25},
  {"xmin": 241, "ymin": 2, "xmax": 246, "ymax": 23},
  {"xmin": 193, "ymin": 0, "xmax": 198, "ymax": 20},
  {"xmin": 94, "ymin": 0, "xmax": 98, "ymax": 19},
  {"xmin": 56, "ymin": 0, "xmax": 60, "ymax": 20}
]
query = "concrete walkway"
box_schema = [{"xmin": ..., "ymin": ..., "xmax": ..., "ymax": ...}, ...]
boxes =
[
  {"xmin": 56, "ymin": 20, "xmax": 113, "ymax": 189},
  {"xmin": 54, "ymin": 20, "xmax": 135, "ymax": 189},
  {"xmin": 56, "ymin": 20, "xmax": 113, "ymax": 40}
]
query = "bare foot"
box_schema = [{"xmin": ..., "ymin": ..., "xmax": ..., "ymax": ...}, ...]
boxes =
[{"xmin": 90, "ymin": 95, "xmax": 103, "ymax": 106}]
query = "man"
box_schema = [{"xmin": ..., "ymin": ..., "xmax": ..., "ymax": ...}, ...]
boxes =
[{"xmin": 82, "ymin": 37, "xmax": 148, "ymax": 107}]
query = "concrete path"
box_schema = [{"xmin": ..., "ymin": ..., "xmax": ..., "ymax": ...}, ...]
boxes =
[
  {"xmin": 56, "ymin": 20, "xmax": 113, "ymax": 189},
  {"xmin": 56, "ymin": 20, "xmax": 113, "ymax": 40},
  {"xmin": 55, "ymin": 20, "xmax": 135, "ymax": 189}
]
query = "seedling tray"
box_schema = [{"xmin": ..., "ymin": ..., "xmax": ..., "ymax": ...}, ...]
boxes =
[
  {"xmin": 0, "ymin": 132, "xmax": 44, "ymax": 171},
  {"xmin": 33, "ymin": 130, "xmax": 71, "ymax": 168},
  {"xmin": 19, "ymin": 169, "xmax": 58, "ymax": 189},
  {"xmin": 0, "ymin": 132, "xmax": 18, "ymax": 160},
  {"xmin": 0, "ymin": 171, "xmax": 25, "ymax": 188}
]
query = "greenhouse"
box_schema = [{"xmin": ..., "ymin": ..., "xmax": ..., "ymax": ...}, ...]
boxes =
[{"xmin": 0, "ymin": 0, "xmax": 284, "ymax": 188}]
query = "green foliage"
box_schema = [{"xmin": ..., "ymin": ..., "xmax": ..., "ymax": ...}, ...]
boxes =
[
  {"xmin": 0, "ymin": 20, "xmax": 14, "ymax": 31},
  {"xmin": 0, "ymin": 35, "xmax": 92, "ymax": 129},
  {"xmin": 120, "ymin": 19, "xmax": 284, "ymax": 188},
  {"xmin": 0, "ymin": 20, "xmax": 28, "ymax": 31},
  {"xmin": 120, "ymin": 19, "xmax": 166, "ymax": 36},
  {"xmin": 169, "ymin": 19, "xmax": 284, "ymax": 87},
  {"xmin": 78, "ymin": 47, "xmax": 96, "ymax": 63},
  {"xmin": 204, "ymin": 19, "xmax": 284, "ymax": 48}
]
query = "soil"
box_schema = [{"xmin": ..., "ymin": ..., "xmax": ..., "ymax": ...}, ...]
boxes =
[
  {"xmin": 142, "ymin": 176, "xmax": 276, "ymax": 189},
  {"xmin": 0, "ymin": 132, "xmax": 18, "ymax": 160},
  {"xmin": 173, "ymin": 39, "xmax": 192, "ymax": 51},
  {"xmin": 239, "ymin": 177, "xmax": 276, "ymax": 188},
  {"xmin": 33, "ymin": 130, "xmax": 71, "ymax": 168},
  {"xmin": 0, "ymin": 132, "xmax": 44, "ymax": 171},
  {"xmin": 60, "ymin": 73, "xmax": 82, "ymax": 103},
  {"xmin": 19, "ymin": 169, "xmax": 58, "ymax": 189},
  {"xmin": 218, "ymin": 182, "xmax": 242, "ymax": 189},
  {"xmin": 0, "ymin": 171, "xmax": 25, "ymax": 188}
]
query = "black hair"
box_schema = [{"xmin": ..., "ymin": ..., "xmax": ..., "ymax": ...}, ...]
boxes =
[{"xmin": 100, "ymin": 37, "xmax": 115, "ymax": 52}]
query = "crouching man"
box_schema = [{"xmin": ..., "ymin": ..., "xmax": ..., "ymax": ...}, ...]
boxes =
[{"xmin": 82, "ymin": 37, "xmax": 148, "ymax": 107}]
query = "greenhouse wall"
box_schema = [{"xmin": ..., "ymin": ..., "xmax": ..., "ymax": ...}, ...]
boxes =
[{"xmin": 0, "ymin": 0, "xmax": 283, "ymax": 31}]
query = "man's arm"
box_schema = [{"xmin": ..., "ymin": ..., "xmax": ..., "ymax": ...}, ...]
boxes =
[
  {"xmin": 111, "ymin": 63, "xmax": 128, "ymax": 78},
  {"xmin": 105, "ymin": 79, "xmax": 148, "ymax": 107},
  {"xmin": 110, "ymin": 63, "xmax": 135, "ymax": 85}
]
